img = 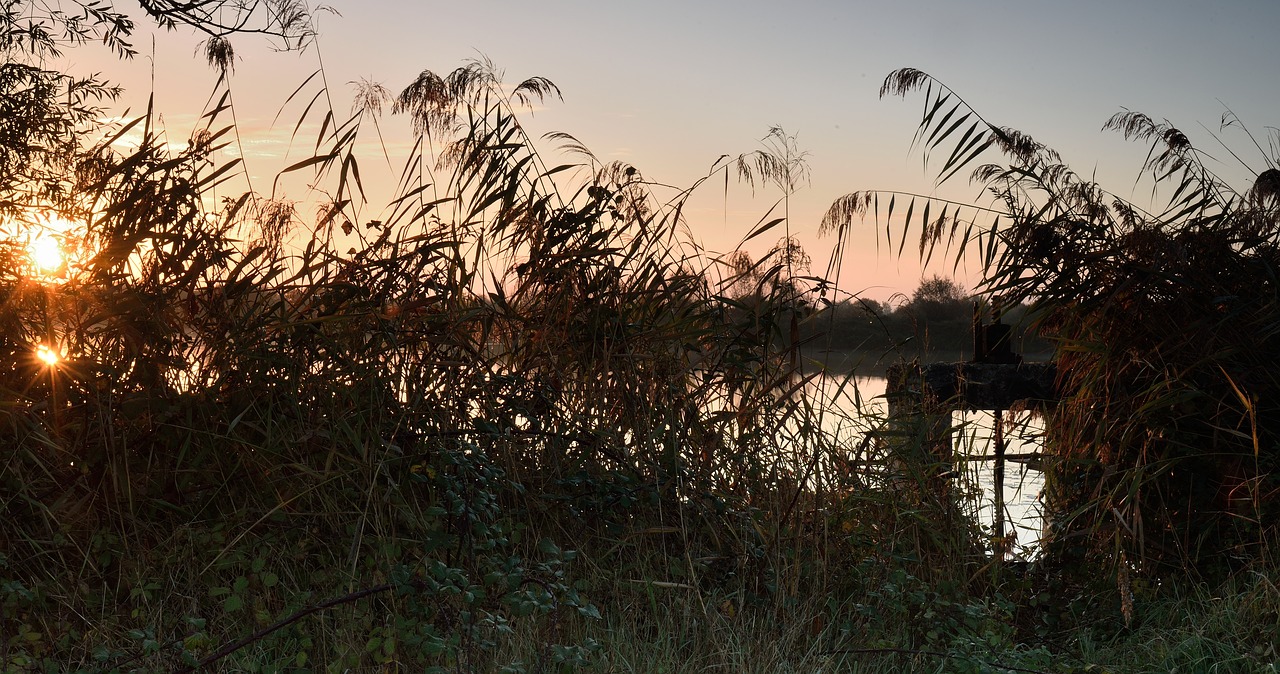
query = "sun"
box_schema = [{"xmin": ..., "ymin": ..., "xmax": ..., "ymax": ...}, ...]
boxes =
[
  {"xmin": 17, "ymin": 214, "xmax": 81, "ymax": 279},
  {"xmin": 35, "ymin": 343, "xmax": 60, "ymax": 366},
  {"xmin": 28, "ymin": 233, "xmax": 63, "ymax": 273}
]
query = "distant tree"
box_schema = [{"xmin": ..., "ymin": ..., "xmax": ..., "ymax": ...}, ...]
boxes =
[
  {"xmin": 722, "ymin": 249, "xmax": 761, "ymax": 300},
  {"xmin": 905, "ymin": 275, "xmax": 969, "ymax": 324},
  {"xmin": 721, "ymin": 236, "xmax": 812, "ymax": 302},
  {"xmin": 911, "ymin": 275, "xmax": 965, "ymax": 305}
]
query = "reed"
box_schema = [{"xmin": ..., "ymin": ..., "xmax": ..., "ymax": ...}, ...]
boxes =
[
  {"xmin": 2, "ymin": 8, "xmax": 1278, "ymax": 672},
  {"xmin": 822, "ymin": 68, "xmax": 1280, "ymax": 586}
]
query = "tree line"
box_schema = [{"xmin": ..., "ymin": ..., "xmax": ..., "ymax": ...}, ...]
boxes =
[{"xmin": 795, "ymin": 275, "xmax": 1052, "ymax": 370}]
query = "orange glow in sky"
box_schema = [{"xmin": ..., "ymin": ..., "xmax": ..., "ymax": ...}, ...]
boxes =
[
  {"xmin": 94, "ymin": 1, "xmax": 1280, "ymax": 301},
  {"xmin": 21, "ymin": 215, "xmax": 81, "ymax": 280}
]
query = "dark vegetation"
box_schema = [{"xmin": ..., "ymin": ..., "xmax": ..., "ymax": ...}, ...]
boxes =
[
  {"xmin": 800, "ymin": 274, "xmax": 1052, "ymax": 372},
  {"xmin": 824, "ymin": 68, "xmax": 1280, "ymax": 588},
  {"xmin": 2, "ymin": 3, "xmax": 1278, "ymax": 672}
]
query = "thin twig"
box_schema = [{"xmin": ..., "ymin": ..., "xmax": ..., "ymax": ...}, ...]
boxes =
[{"xmin": 176, "ymin": 582, "xmax": 408, "ymax": 672}]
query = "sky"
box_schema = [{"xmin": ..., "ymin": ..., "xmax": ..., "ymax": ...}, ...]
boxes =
[{"xmin": 91, "ymin": 0, "xmax": 1280, "ymax": 301}]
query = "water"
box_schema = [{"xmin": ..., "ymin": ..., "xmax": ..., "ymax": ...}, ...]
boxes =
[
  {"xmin": 812, "ymin": 374, "xmax": 1045, "ymax": 558},
  {"xmin": 953, "ymin": 407, "xmax": 1046, "ymax": 557}
]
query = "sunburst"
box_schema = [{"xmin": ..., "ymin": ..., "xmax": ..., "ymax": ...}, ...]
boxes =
[
  {"xmin": 28, "ymin": 233, "xmax": 63, "ymax": 273},
  {"xmin": 35, "ymin": 343, "xmax": 60, "ymax": 366},
  {"xmin": 19, "ymin": 214, "xmax": 82, "ymax": 280}
]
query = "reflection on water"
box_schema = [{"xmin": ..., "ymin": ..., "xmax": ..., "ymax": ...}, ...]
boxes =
[
  {"xmin": 812, "ymin": 374, "xmax": 1045, "ymax": 558},
  {"xmin": 954, "ymin": 408, "xmax": 1045, "ymax": 558}
]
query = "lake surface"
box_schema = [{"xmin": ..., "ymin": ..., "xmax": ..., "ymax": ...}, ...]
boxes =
[{"xmin": 812, "ymin": 374, "xmax": 1045, "ymax": 558}]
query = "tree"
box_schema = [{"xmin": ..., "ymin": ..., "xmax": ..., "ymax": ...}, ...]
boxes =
[
  {"xmin": 3, "ymin": 0, "xmax": 315, "ymax": 53},
  {"xmin": 910, "ymin": 275, "xmax": 965, "ymax": 305},
  {"xmin": 905, "ymin": 275, "xmax": 967, "ymax": 324},
  {"xmin": 1, "ymin": 0, "xmax": 316, "ymax": 220}
]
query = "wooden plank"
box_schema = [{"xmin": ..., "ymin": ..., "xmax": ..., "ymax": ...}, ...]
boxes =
[{"xmin": 886, "ymin": 361, "xmax": 1057, "ymax": 412}]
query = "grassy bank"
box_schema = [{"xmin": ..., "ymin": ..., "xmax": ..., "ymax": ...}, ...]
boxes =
[{"xmin": 8, "ymin": 499, "xmax": 1279, "ymax": 671}]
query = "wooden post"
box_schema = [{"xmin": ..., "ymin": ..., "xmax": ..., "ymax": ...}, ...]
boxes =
[{"xmin": 993, "ymin": 408, "xmax": 1006, "ymax": 557}]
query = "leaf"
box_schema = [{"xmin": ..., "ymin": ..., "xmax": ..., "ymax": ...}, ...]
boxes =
[
  {"xmin": 291, "ymin": 87, "xmax": 328, "ymax": 143},
  {"xmin": 924, "ymin": 103, "xmax": 965, "ymax": 150},
  {"xmin": 898, "ymin": 198, "xmax": 915, "ymax": 259},
  {"xmin": 202, "ymin": 90, "xmax": 233, "ymax": 120},
  {"xmin": 315, "ymin": 109, "xmax": 334, "ymax": 150},
  {"xmin": 194, "ymin": 157, "xmax": 243, "ymax": 190},
  {"xmin": 935, "ymin": 120, "xmax": 986, "ymax": 181},
  {"xmin": 938, "ymin": 133, "xmax": 994, "ymax": 186},
  {"xmin": 541, "ymin": 163, "xmax": 578, "ymax": 178},
  {"xmin": 273, "ymin": 68, "xmax": 323, "ymax": 126},
  {"xmin": 278, "ymin": 152, "xmax": 337, "ymax": 177},
  {"xmin": 919, "ymin": 92, "xmax": 952, "ymax": 144},
  {"xmin": 744, "ymin": 217, "xmax": 785, "ymax": 243},
  {"xmin": 918, "ymin": 200, "xmax": 931, "ymax": 261},
  {"xmin": 983, "ymin": 216, "xmax": 1001, "ymax": 270},
  {"xmin": 340, "ymin": 153, "xmax": 366, "ymax": 202}
]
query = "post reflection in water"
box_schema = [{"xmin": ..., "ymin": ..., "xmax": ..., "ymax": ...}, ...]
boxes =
[{"xmin": 814, "ymin": 374, "xmax": 1045, "ymax": 559}]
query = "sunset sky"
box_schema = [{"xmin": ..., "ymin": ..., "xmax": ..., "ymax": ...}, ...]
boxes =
[{"xmin": 97, "ymin": 0, "xmax": 1280, "ymax": 301}]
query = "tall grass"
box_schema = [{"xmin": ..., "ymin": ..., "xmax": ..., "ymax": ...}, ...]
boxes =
[
  {"xmin": 4, "ymin": 7, "xmax": 1279, "ymax": 671},
  {"xmin": 822, "ymin": 68, "xmax": 1280, "ymax": 587},
  {"xmin": 0, "ymin": 9, "xmax": 984, "ymax": 670}
]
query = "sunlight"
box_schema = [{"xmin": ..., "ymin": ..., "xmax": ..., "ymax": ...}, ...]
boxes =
[
  {"xmin": 28, "ymin": 234, "xmax": 62, "ymax": 273},
  {"xmin": 19, "ymin": 214, "xmax": 82, "ymax": 281},
  {"xmin": 35, "ymin": 343, "xmax": 60, "ymax": 367}
]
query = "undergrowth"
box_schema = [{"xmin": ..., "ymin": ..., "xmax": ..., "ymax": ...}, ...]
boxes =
[{"xmin": 1, "ymin": 4, "xmax": 1278, "ymax": 673}]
